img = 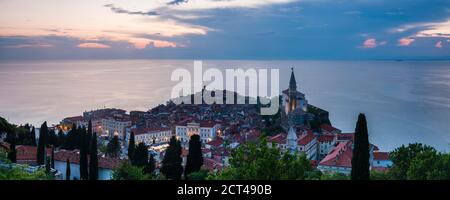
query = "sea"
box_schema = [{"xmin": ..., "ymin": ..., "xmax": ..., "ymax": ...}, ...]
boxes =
[{"xmin": 0, "ymin": 59, "xmax": 449, "ymax": 152}]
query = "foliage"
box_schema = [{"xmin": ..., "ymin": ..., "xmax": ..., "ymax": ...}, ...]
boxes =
[
  {"xmin": 187, "ymin": 169, "xmax": 209, "ymax": 180},
  {"xmin": 209, "ymin": 138, "xmax": 313, "ymax": 180},
  {"xmin": 37, "ymin": 121, "xmax": 48, "ymax": 165},
  {"xmin": 320, "ymin": 172, "xmax": 350, "ymax": 180},
  {"xmin": 161, "ymin": 136, "xmax": 183, "ymax": 180},
  {"xmin": 106, "ymin": 135, "xmax": 120, "ymax": 158},
  {"xmin": 133, "ymin": 142, "xmax": 149, "ymax": 167},
  {"xmin": 128, "ymin": 131, "xmax": 135, "ymax": 160},
  {"xmin": 185, "ymin": 134, "xmax": 203, "ymax": 178},
  {"xmin": 89, "ymin": 132, "xmax": 98, "ymax": 180},
  {"xmin": 351, "ymin": 113, "xmax": 370, "ymax": 180},
  {"xmin": 112, "ymin": 161, "xmax": 151, "ymax": 180}
]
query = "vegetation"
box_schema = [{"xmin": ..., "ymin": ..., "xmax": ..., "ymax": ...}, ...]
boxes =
[
  {"xmin": 79, "ymin": 126, "xmax": 89, "ymax": 180},
  {"xmin": 208, "ymin": 138, "xmax": 314, "ymax": 180},
  {"xmin": 36, "ymin": 121, "xmax": 48, "ymax": 165},
  {"xmin": 66, "ymin": 159, "xmax": 71, "ymax": 180},
  {"xmin": 112, "ymin": 161, "xmax": 151, "ymax": 180},
  {"xmin": 184, "ymin": 134, "xmax": 203, "ymax": 178},
  {"xmin": 351, "ymin": 113, "xmax": 370, "ymax": 180},
  {"xmin": 106, "ymin": 135, "xmax": 120, "ymax": 158},
  {"xmin": 89, "ymin": 132, "xmax": 98, "ymax": 180},
  {"xmin": 160, "ymin": 136, "xmax": 183, "ymax": 180},
  {"xmin": 128, "ymin": 131, "xmax": 135, "ymax": 160}
]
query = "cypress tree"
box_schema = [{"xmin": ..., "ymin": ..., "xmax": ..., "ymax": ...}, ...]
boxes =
[
  {"xmin": 106, "ymin": 135, "xmax": 120, "ymax": 158},
  {"xmin": 89, "ymin": 132, "xmax": 98, "ymax": 180},
  {"xmin": 37, "ymin": 122, "xmax": 48, "ymax": 165},
  {"xmin": 133, "ymin": 142, "xmax": 148, "ymax": 167},
  {"xmin": 351, "ymin": 113, "xmax": 370, "ymax": 180},
  {"xmin": 45, "ymin": 157, "xmax": 51, "ymax": 173},
  {"xmin": 57, "ymin": 129, "xmax": 65, "ymax": 148},
  {"xmin": 128, "ymin": 131, "xmax": 136, "ymax": 160},
  {"xmin": 79, "ymin": 127, "xmax": 89, "ymax": 180},
  {"xmin": 161, "ymin": 136, "xmax": 183, "ymax": 180},
  {"xmin": 51, "ymin": 146, "xmax": 55, "ymax": 169},
  {"xmin": 8, "ymin": 131, "xmax": 16, "ymax": 163},
  {"xmin": 66, "ymin": 159, "xmax": 71, "ymax": 180},
  {"xmin": 31, "ymin": 127, "xmax": 36, "ymax": 146},
  {"xmin": 144, "ymin": 154, "xmax": 156, "ymax": 175},
  {"xmin": 185, "ymin": 134, "xmax": 203, "ymax": 178}
]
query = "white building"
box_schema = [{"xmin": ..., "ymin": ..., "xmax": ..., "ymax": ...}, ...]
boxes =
[
  {"xmin": 317, "ymin": 134, "xmax": 337, "ymax": 160},
  {"xmin": 134, "ymin": 127, "xmax": 172, "ymax": 145},
  {"xmin": 176, "ymin": 121, "xmax": 220, "ymax": 143},
  {"xmin": 101, "ymin": 115, "xmax": 131, "ymax": 139}
]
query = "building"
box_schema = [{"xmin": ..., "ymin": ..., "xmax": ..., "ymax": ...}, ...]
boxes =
[
  {"xmin": 53, "ymin": 150, "xmax": 120, "ymax": 180},
  {"xmin": 317, "ymin": 134, "xmax": 337, "ymax": 160},
  {"xmin": 372, "ymin": 152, "xmax": 393, "ymax": 168},
  {"xmin": 101, "ymin": 115, "xmax": 131, "ymax": 139},
  {"xmin": 282, "ymin": 68, "xmax": 308, "ymax": 114},
  {"xmin": 317, "ymin": 141, "xmax": 353, "ymax": 174},
  {"xmin": 268, "ymin": 127, "xmax": 318, "ymax": 160},
  {"xmin": 133, "ymin": 127, "xmax": 172, "ymax": 146},
  {"xmin": 175, "ymin": 120, "xmax": 220, "ymax": 143}
]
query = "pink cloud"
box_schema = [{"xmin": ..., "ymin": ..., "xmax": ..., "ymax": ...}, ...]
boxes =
[
  {"xmin": 362, "ymin": 38, "xmax": 386, "ymax": 48},
  {"xmin": 77, "ymin": 43, "xmax": 111, "ymax": 49},
  {"xmin": 398, "ymin": 38, "xmax": 415, "ymax": 46},
  {"xmin": 435, "ymin": 41, "xmax": 443, "ymax": 48},
  {"xmin": 2, "ymin": 43, "xmax": 53, "ymax": 48}
]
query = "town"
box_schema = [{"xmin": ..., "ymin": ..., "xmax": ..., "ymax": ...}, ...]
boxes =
[{"xmin": 1, "ymin": 69, "xmax": 393, "ymax": 180}]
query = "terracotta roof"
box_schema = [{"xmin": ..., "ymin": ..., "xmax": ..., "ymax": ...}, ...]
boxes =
[
  {"xmin": 268, "ymin": 133, "xmax": 286, "ymax": 144},
  {"xmin": 318, "ymin": 134, "xmax": 336, "ymax": 143},
  {"xmin": 319, "ymin": 141, "xmax": 353, "ymax": 168},
  {"xmin": 373, "ymin": 152, "xmax": 389, "ymax": 161},
  {"xmin": 206, "ymin": 138, "xmax": 224, "ymax": 148},
  {"xmin": 320, "ymin": 124, "xmax": 339, "ymax": 133},
  {"xmin": 337, "ymin": 133, "xmax": 354, "ymax": 141},
  {"xmin": 202, "ymin": 158, "xmax": 224, "ymax": 171},
  {"xmin": 54, "ymin": 150, "xmax": 120, "ymax": 169},
  {"xmin": 64, "ymin": 116, "xmax": 85, "ymax": 122},
  {"xmin": 298, "ymin": 132, "xmax": 316, "ymax": 146},
  {"xmin": 371, "ymin": 166, "xmax": 389, "ymax": 173},
  {"xmin": 16, "ymin": 145, "xmax": 51, "ymax": 162}
]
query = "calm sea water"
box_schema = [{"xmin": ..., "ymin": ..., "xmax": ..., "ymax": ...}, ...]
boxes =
[{"xmin": 0, "ymin": 60, "xmax": 449, "ymax": 151}]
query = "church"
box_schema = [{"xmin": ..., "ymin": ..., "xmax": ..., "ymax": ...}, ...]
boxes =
[{"xmin": 282, "ymin": 68, "xmax": 309, "ymax": 126}]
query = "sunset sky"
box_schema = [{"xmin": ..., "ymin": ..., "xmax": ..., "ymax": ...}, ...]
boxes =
[{"xmin": 0, "ymin": 0, "xmax": 449, "ymax": 59}]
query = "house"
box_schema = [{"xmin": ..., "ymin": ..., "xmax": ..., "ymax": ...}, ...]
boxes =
[
  {"xmin": 175, "ymin": 120, "xmax": 220, "ymax": 143},
  {"xmin": 317, "ymin": 141, "xmax": 353, "ymax": 175},
  {"xmin": 15, "ymin": 145, "xmax": 52, "ymax": 165},
  {"xmin": 53, "ymin": 150, "xmax": 120, "ymax": 180},
  {"xmin": 320, "ymin": 124, "xmax": 341, "ymax": 134},
  {"xmin": 133, "ymin": 127, "xmax": 172, "ymax": 146},
  {"xmin": 372, "ymin": 152, "xmax": 393, "ymax": 168},
  {"xmin": 101, "ymin": 115, "xmax": 132, "ymax": 139},
  {"xmin": 317, "ymin": 134, "xmax": 337, "ymax": 160}
]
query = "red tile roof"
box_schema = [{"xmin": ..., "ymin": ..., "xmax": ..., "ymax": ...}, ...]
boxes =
[
  {"xmin": 268, "ymin": 133, "xmax": 286, "ymax": 144},
  {"xmin": 202, "ymin": 158, "xmax": 224, "ymax": 171},
  {"xmin": 319, "ymin": 141, "xmax": 353, "ymax": 168},
  {"xmin": 206, "ymin": 138, "xmax": 224, "ymax": 148},
  {"xmin": 337, "ymin": 133, "xmax": 354, "ymax": 141},
  {"xmin": 54, "ymin": 150, "xmax": 120, "ymax": 169},
  {"xmin": 298, "ymin": 132, "xmax": 316, "ymax": 146},
  {"xmin": 318, "ymin": 134, "xmax": 336, "ymax": 143},
  {"xmin": 15, "ymin": 145, "xmax": 51, "ymax": 162},
  {"xmin": 373, "ymin": 152, "xmax": 390, "ymax": 161},
  {"xmin": 320, "ymin": 124, "xmax": 339, "ymax": 133}
]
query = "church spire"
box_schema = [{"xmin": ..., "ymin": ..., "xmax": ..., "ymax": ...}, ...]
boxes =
[{"xmin": 289, "ymin": 67, "xmax": 297, "ymax": 91}]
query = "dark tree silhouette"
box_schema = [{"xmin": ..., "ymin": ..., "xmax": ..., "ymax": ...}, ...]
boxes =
[
  {"xmin": 128, "ymin": 131, "xmax": 136, "ymax": 160},
  {"xmin": 89, "ymin": 132, "xmax": 98, "ymax": 180},
  {"xmin": 351, "ymin": 113, "xmax": 370, "ymax": 180},
  {"xmin": 184, "ymin": 134, "xmax": 203, "ymax": 178},
  {"xmin": 133, "ymin": 142, "xmax": 148, "ymax": 167},
  {"xmin": 161, "ymin": 136, "xmax": 183, "ymax": 180},
  {"xmin": 37, "ymin": 122, "xmax": 48, "ymax": 165},
  {"xmin": 66, "ymin": 159, "xmax": 71, "ymax": 180}
]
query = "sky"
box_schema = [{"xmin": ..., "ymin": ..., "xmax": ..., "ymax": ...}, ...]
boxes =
[{"xmin": 0, "ymin": 0, "xmax": 449, "ymax": 60}]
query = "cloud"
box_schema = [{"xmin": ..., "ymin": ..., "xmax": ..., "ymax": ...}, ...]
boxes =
[
  {"xmin": 104, "ymin": 4, "xmax": 158, "ymax": 16},
  {"xmin": 435, "ymin": 41, "xmax": 443, "ymax": 48},
  {"xmin": 398, "ymin": 38, "xmax": 415, "ymax": 46},
  {"xmin": 77, "ymin": 43, "xmax": 111, "ymax": 49},
  {"xmin": 167, "ymin": 0, "xmax": 189, "ymax": 6}
]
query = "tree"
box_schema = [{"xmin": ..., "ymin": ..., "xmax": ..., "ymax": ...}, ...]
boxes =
[
  {"xmin": 187, "ymin": 170, "xmax": 209, "ymax": 180},
  {"xmin": 144, "ymin": 154, "xmax": 156, "ymax": 175},
  {"xmin": 48, "ymin": 129, "xmax": 58, "ymax": 147},
  {"xmin": 30, "ymin": 127, "xmax": 36, "ymax": 146},
  {"xmin": 184, "ymin": 134, "xmax": 203, "ymax": 178},
  {"xmin": 8, "ymin": 131, "xmax": 16, "ymax": 163},
  {"xmin": 351, "ymin": 113, "xmax": 370, "ymax": 180},
  {"xmin": 37, "ymin": 122, "xmax": 48, "ymax": 165},
  {"xmin": 51, "ymin": 147, "xmax": 55, "ymax": 169},
  {"xmin": 209, "ymin": 138, "xmax": 313, "ymax": 180},
  {"xmin": 128, "ymin": 131, "xmax": 136, "ymax": 160},
  {"xmin": 106, "ymin": 135, "xmax": 120, "ymax": 158},
  {"xmin": 388, "ymin": 143, "xmax": 450, "ymax": 180},
  {"xmin": 133, "ymin": 142, "xmax": 149, "ymax": 167},
  {"xmin": 79, "ymin": 127, "xmax": 89, "ymax": 180},
  {"xmin": 112, "ymin": 161, "xmax": 151, "ymax": 180},
  {"xmin": 62, "ymin": 124, "xmax": 80, "ymax": 150},
  {"xmin": 161, "ymin": 136, "xmax": 183, "ymax": 180},
  {"xmin": 45, "ymin": 157, "xmax": 51, "ymax": 173},
  {"xmin": 66, "ymin": 159, "xmax": 71, "ymax": 180},
  {"xmin": 57, "ymin": 129, "xmax": 65, "ymax": 148},
  {"xmin": 89, "ymin": 132, "xmax": 99, "ymax": 180}
]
